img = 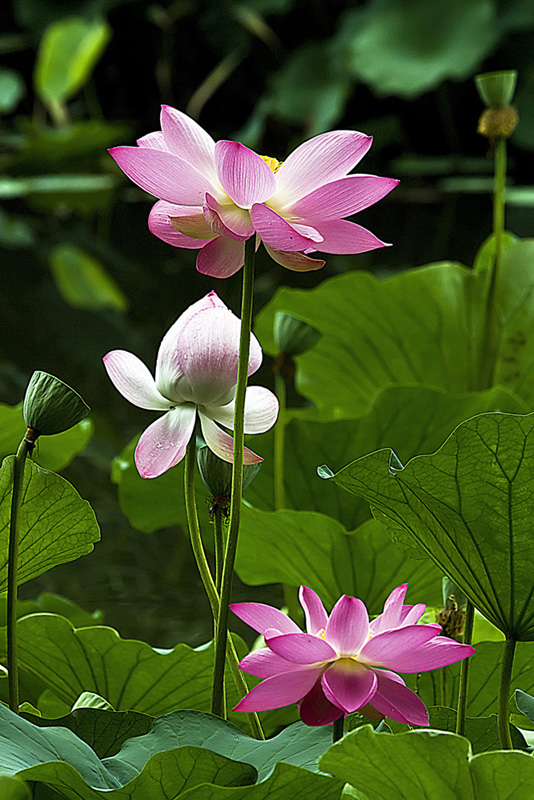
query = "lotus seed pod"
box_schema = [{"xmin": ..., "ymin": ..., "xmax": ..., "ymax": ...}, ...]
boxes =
[
  {"xmin": 23, "ymin": 371, "xmax": 90, "ymax": 436},
  {"xmin": 475, "ymin": 70, "xmax": 517, "ymax": 108}
]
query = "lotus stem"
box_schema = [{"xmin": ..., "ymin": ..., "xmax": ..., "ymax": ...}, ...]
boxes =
[
  {"xmin": 455, "ymin": 600, "xmax": 474, "ymax": 736},
  {"xmin": 273, "ymin": 369, "xmax": 286, "ymax": 510},
  {"xmin": 7, "ymin": 436, "xmax": 34, "ymax": 713},
  {"xmin": 212, "ymin": 237, "xmax": 257, "ymax": 724},
  {"xmin": 333, "ymin": 716, "xmax": 344, "ymax": 743},
  {"xmin": 213, "ymin": 507, "xmax": 226, "ymax": 593},
  {"xmin": 184, "ymin": 437, "xmax": 264, "ymax": 738},
  {"xmin": 498, "ymin": 636, "xmax": 516, "ymax": 750}
]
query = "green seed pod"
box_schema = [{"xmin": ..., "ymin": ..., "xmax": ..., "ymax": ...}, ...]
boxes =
[
  {"xmin": 273, "ymin": 311, "xmax": 321, "ymax": 356},
  {"xmin": 23, "ymin": 371, "xmax": 90, "ymax": 436},
  {"xmin": 197, "ymin": 445, "xmax": 261, "ymax": 497},
  {"xmin": 475, "ymin": 70, "xmax": 517, "ymax": 108}
]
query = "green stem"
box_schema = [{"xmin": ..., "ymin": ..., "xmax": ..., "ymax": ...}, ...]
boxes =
[
  {"xmin": 440, "ymin": 667, "xmax": 448, "ymax": 708},
  {"xmin": 455, "ymin": 600, "xmax": 474, "ymax": 736},
  {"xmin": 184, "ymin": 439, "xmax": 219, "ymax": 619},
  {"xmin": 480, "ymin": 136, "xmax": 507, "ymax": 388},
  {"xmin": 212, "ymin": 238, "xmax": 256, "ymax": 723},
  {"xmin": 184, "ymin": 438, "xmax": 264, "ymax": 738},
  {"xmin": 213, "ymin": 508, "xmax": 225, "ymax": 593},
  {"xmin": 8, "ymin": 437, "xmax": 33, "ymax": 713},
  {"xmin": 273, "ymin": 369, "xmax": 286, "ymax": 510},
  {"xmin": 498, "ymin": 636, "xmax": 516, "ymax": 750},
  {"xmin": 332, "ymin": 716, "xmax": 344, "ymax": 743}
]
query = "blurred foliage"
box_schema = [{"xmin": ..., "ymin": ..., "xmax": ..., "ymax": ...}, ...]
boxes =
[{"xmin": 1, "ymin": 0, "xmax": 534, "ymax": 649}]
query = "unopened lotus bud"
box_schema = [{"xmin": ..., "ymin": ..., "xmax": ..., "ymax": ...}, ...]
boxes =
[
  {"xmin": 476, "ymin": 71, "xmax": 517, "ymax": 108},
  {"xmin": 273, "ymin": 312, "xmax": 321, "ymax": 356},
  {"xmin": 23, "ymin": 371, "xmax": 90, "ymax": 437},
  {"xmin": 197, "ymin": 445, "xmax": 261, "ymax": 497}
]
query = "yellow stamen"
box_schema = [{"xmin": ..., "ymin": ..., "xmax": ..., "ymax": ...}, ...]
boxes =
[{"xmin": 260, "ymin": 155, "xmax": 283, "ymax": 173}]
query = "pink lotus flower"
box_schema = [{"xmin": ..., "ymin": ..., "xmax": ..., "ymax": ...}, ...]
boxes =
[
  {"xmin": 103, "ymin": 292, "xmax": 278, "ymax": 478},
  {"xmin": 231, "ymin": 584, "xmax": 475, "ymax": 726},
  {"xmin": 109, "ymin": 107, "xmax": 398, "ymax": 278}
]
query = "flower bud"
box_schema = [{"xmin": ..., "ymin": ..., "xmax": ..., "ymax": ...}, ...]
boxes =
[
  {"xmin": 273, "ymin": 312, "xmax": 321, "ymax": 356},
  {"xmin": 197, "ymin": 445, "xmax": 261, "ymax": 497},
  {"xmin": 23, "ymin": 371, "xmax": 90, "ymax": 437},
  {"xmin": 475, "ymin": 70, "xmax": 517, "ymax": 108}
]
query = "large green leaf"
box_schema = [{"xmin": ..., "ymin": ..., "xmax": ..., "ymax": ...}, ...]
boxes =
[
  {"xmin": 236, "ymin": 510, "xmax": 442, "ymax": 612},
  {"xmin": 254, "ymin": 242, "xmax": 534, "ymax": 415},
  {"xmin": 0, "ymin": 457, "xmax": 99, "ymax": 591},
  {"xmin": 338, "ymin": 0, "xmax": 496, "ymax": 98},
  {"xmin": 34, "ymin": 17, "xmax": 111, "ymax": 105},
  {"xmin": 320, "ymin": 725, "xmax": 534, "ymax": 799},
  {"xmin": 323, "ymin": 411, "xmax": 534, "ymax": 639},
  {"xmin": 0, "ymin": 402, "xmax": 92, "ymax": 471},
  {"xmin": 245, "ymin": 386, "xmax": 524, "ymax": 529},
  {"xmin": 0, "ymin": 775, "xmax": 30, "ymax": 800},
  {"xmin": 0, "ymin": 704, "xmax": 342, "ymax": 800}
]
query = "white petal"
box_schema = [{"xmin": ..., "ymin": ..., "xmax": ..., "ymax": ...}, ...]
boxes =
[
  {"xmin": 135, "ymin": 406, "xmax": 197, "ymax": 478},
  {"xmin": 103, "ymin": 350, "xmax": 170, "ymax": 410},
  {"xmin": 203, "ymin": 386, "xmax": 279, "ymax": 432},
  {"xmin": 199, "ymin": 414, "xmax": 262, "ymax": 464}
]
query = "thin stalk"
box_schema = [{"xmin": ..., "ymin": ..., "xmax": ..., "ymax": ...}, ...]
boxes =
[
  {"xmin": 184, "ymin": 439, "xmax": 219, "ymax": 619},
  {"xmin": 273, "ymin": 369, "xmax": 286, "ymax": 510},
  {"xmin": 213, "ymin": 507, "xmax": 226, "ymax": 593},
  {"xmin": 8, "ymin": 437, "xmax": 34, "ymax": 713},
  {"xmin": 480, "ymin": 136, "xmax": 507, "ymax": 388},
  {"xmin": 498, "ymin": 636, "xmax": 516, "ymax": 750},
  {"xmin": 212, "ymin": 238, "xmax": 256, "ymax": 723},
  {"xmin": 332, "ymin": 716, "xmax": 344, "ymax": 743},
  {"xmin": 455, "ymin": 600, "xmax": 475, "ymax": 736},
  {"xmin": 440, "ymin": 668, "xmax": 448, "ymax": 708},
  {"xmin": 184, "ymin": 438, "xmax": 264, "ymax": 738}
]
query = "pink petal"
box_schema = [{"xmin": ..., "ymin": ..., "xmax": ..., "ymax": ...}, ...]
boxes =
[
  {"xmin": 381, "ymin": 638, "xmax": 476, "ymax": 673},
  {"xmin": 312, "ymin": 219, "xmax": 390, "ymax": 254},
  {"xmin": 165, "ymin": 299, "xmax": 260, "ymax": 405},
  {"xmin": 155, "ymin": 292, "xmax": 226, "ymax": 401},
  {"xmin": 238, "ymin": 648, "xmax": 301, "ymax": 678},
  {"xmin": 358, "ymin": 624, "xmax": 447, "ymax": 672},
  {"xmin": 203, "ymin": 193, "xmax": 254, "ymax": 241},
  {"xmin": 160, "ymin": 106, "xmax": 218, "ymax": 182},
  {"xmin": 250, "ymin": 204, "xmax": 318, "ymax": 251},
  {"xmin": 264, "ymin": 245, "xmax": 325, "ymax": 272},
  {"xmin": 264, "ymin": 632, "xmax": 337, "ymax": 664},
  {"xmin": 325, "ymin": 596, "xmax": 370, "ymax": 656},
  {"xmin": 300, "ymin": 679, "xmax": 344, "ymax": 726},
  {"xmin": 273, "ymin": 130, "xmax": 373, "ymax": 208},
  {"xmin": 371, "ymin": 584, "xmax": 412, "ymax": 634},
  {"xmin": 215, "ymin": 141, "xmax": 276, "ymax": 208},
  {"xmin": 289, "ymin": 175, "xmax": 398, "ymax": 221},
  {"xmin": 199, "ymin": 414, "xmax": 262, "ymax": 464},
  {"xmin": 322, "ymin": 661, "xmax": 377, "ymax": 714},
  {"xmin": 137, "ymin": 131, "xmax": 169, "ymax": 150},
  {"xmin": 370, "ymin": 669, "xmax": 429, "ymax": 726},
  {"xmin": 203, "ymin": 387, "xmax": 279, "ymax": 433},
  {"xmin": 169, "ymin": 211, "xmax": 215, "ymax": 240},
  {"xmin": 230, "ymin": 601, "xmax": 302, "ymax": 636},
  {"xmin": 109, "ymin": 146, "xmax": 216, "ymax": 205},
  {"xmin": 103, "ymin": 350, "xmax": 170, "ymax": 411},
  {"xmin": 299, "ymin": 586, "xmax": 328, "ymax": 635},
  {"xmin": 149, "ymin": 201, "xmax": 211, "ymax": 249},
  {"xmin": 233, "ymin": 668, "xmax": 322, "ymax": 713},
  {"xmin": 196, "ymin": 237, "xmax": 245, "ymax": 278},
  {"xmin": 135, "ymin": 406, "xmax": 196, "ymax": 478}
]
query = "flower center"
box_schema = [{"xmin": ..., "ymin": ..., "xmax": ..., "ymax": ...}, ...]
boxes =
[{"xmin": 260, "ymin": 155, "xmax": 283, "ymax": 173}]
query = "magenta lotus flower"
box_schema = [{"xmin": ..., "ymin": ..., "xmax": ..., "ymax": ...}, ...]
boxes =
[
  {"xmin": 231, "ymin": 584, "xmax": 475, "ymax": 726},
  {"xmin": 109, "ymin": 106, "xmax": 398, "ymax": 278},
  {"xmin": 103, "ymin": 292, "xmax": 278, "ymax": 478}
]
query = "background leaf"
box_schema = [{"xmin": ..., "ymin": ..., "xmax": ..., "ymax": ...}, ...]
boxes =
[
  {"xmin": 49, "ymin": 243, "xmax": 128, "ymax": 312},
  {"xmin": 34, "ymin": 17, "xmax": 111, "ymax": 106},
  {"xmin": 236, "ymin": 510, "xmax": 442, "ymax": 612}
]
